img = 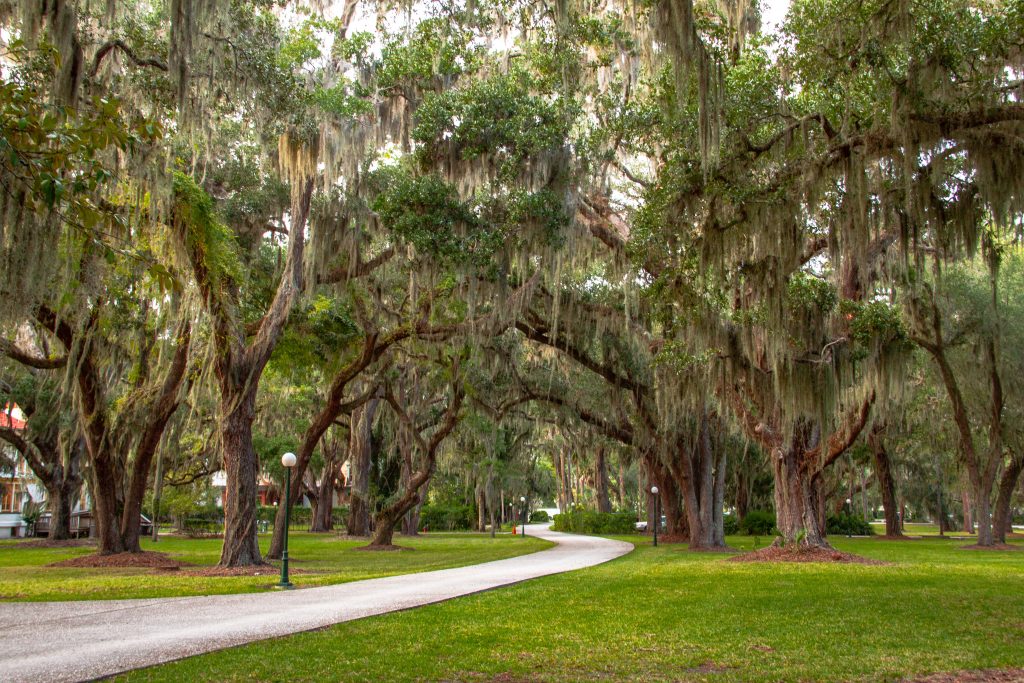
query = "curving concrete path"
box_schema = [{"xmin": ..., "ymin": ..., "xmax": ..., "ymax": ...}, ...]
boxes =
[{"xmin": 0, "ymin": 525, "xmax": 631, "ymax": 682}]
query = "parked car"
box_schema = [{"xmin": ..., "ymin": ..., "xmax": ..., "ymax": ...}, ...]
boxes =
[{"xmin": 635, "ymin": 515, "xmax": 667, "ymax": 532}]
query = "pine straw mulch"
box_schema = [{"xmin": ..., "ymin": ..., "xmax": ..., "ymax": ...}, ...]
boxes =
[
  {"xmin": 726, "ymin": 545, "xmax": 888, "ymax": 565},
  {"xmin": 904, "ymin": 668, "xmax": 1024, "ymax": 682},
  {"xmin": 48, "ymin": 551, "xmax": 186, "ymax": 570}
]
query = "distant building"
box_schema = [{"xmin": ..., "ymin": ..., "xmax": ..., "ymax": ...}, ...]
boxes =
[{"xmin": 0, "ymin": 405, "xmax": 46, "ymax": 538}]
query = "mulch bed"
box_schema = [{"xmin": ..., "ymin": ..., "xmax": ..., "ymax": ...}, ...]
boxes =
[
  {"xmin": 904, "ymin": 668, "xmax": 1024, "ymax": 682},
  {"xmin": 959, "ymin": 543, "xmax": 1022, "ymax": 551},
  {"xmin": 653, "ymin": 534, "xmax": 689, "ymax": 544},
  {"xmin": 353, "ymin": 544, "xmax": 413, "ymax": 552},
  {"xmin": 726, "ymin": 545, "xmax": 887, "ymax": 565},
  {"xmin": 48, "ymin": 551, "xmax": 185, "ymax": 570}
]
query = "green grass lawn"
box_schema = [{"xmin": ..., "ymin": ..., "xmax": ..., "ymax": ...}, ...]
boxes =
[
  {"xmin": 868, "ymin": 522, "xmax": 980, "ymax": 537},
  {"xmin": 119, "ymin": 534, "xmax": 1024, "ymax": 683},
  {"xmin": 0, "ymin": 532, "xmax": 552, "ymax": 601}
]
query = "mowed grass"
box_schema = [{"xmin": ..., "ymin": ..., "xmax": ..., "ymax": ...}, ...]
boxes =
[
  {"xmin": 120, "ymin": 535, "xmax": 1024, "ymax": 683},
  {"xmin": 869, "ymin": 522, "xmax": 980, "ymax": 537},
  {"xmin": 0, "ymin": 532, "xmax": 552, "ymax": 601}
]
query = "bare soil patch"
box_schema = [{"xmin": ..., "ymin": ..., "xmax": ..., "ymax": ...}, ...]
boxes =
[
  {"xmin": 726, "ymin": 545, "xmax": 887, "ymax": 565},
  {"xmin": 48, "ymin": 551, "xmax": 184, "ymax": 570},
  {"xmin": 904, "ymin": 668, "xmax": 1024, "ymax": 682}
]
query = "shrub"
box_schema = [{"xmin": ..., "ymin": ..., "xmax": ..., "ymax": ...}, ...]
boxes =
[
  {"xmin": 826, "ymin": 513, "xmax": 874, "ymax": 536},
  {"xmin": 419, "ymin": 504, "xmax": 473, "ymax": 531},
  {"xmin": 739, "ymin": 510, "xmax": 776, "ymax": 536},
  {"xmin": 529, "ymin": 510, "xmax": 550, "ymax": 523},
  {"xmin": 723, "ymin": 513, "xmax": 739, "ymax": 535},
  {"xmin": 551, "ymin": 509, "xmax": 636, "ymax": 535},
  {"xmin": 178, "ymin": 507, "xmax": 222, "ymax": 537}
]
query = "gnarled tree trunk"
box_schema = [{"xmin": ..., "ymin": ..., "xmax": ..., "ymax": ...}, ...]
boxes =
[
  {"xmin": 868, "ymin": 424, "xmax": 902, "ymax": 537},
  {"xmin": 218, "ymin": 387, "xmax": 263, "ymax": 566},
  {"xmin": 772, "ymin": 422, "xmax": 829, "ymax": 548}
]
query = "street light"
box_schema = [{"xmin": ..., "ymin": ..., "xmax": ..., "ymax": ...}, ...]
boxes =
[
  {"xmin": 651, "ymin": 486, "xmax": 660, "ymax": 547},
  {"xmin": 277, "ymin": 452, "xmax": 297, "ymax": 589},
  {"xmin": 520, "ymin": 496, "xmax": 527, "ymax": 537}
]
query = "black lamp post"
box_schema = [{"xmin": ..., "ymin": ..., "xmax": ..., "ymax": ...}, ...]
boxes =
[
  {"xmin": 277, "ymin": 452, "xmax": 297, "ymax": 589},
  {"xmin": 651, "ymin": 485, "xmax": 659, "ymax": 547},
  {"xmin": 520, "ymin": 496, "xmax": 527, "ymax": 537}
]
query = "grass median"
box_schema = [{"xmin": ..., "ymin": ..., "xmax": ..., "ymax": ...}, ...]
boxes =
[
  {"xmin": 119, "ymin": 534, "xmax": 1024, "ymax": 682},
  {"xmin": 0, "ymin": 531, "xmax": 553, "ymax": 601}
]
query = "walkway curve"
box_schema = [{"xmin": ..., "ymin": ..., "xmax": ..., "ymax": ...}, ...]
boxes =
[{"xmin": 0, "ymin": 525, "xmax": 632, "ymax": 682}]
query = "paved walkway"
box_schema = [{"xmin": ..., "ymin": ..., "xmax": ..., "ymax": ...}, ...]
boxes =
[{"xmin": 0, "ymin": 525, "xmax": 631, "ymax": 682}]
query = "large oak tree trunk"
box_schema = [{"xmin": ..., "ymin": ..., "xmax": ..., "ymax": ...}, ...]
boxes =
[
  {"xmin": 91, "ymin": 458, "xmax": 125, "ymax": 554},
  {"xmin": 772, "ymin": 424, "xmax": 829, "ymax": 548},
  {"xmin": 670, "ymin": 415, "xmax": 728, "ymax": 549},
  {"xmin": 992, "ymin": 455, "xmax": 1022, "ymax": 544},
  {"xmin": 218, "ymin": 388, "xmax": 263, "ymax": 567},
  {"xmin": 868, "ymin": 425, "xmax": 902, "ymax": 537}
]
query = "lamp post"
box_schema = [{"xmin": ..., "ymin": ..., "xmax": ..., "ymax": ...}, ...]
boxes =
[
  {"xmin": 277, "ymin": 452, "xmax": 297, "ymax": 589},
  {"xmin": 651, "ymin": 485, "xmax": 659, "ymax": 547}
]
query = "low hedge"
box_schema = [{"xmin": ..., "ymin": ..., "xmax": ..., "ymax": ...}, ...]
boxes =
[
  {"xmin": 826, "ymin": 512, "xmax": 875, "ymax": 536},
  {"xmin": 529, "ymin": 510, "xmax": 551, "ymax": 523},
  {"xmin": 739, "ymin": 510, "xmax": 777, "ymax": 536},
  {"xmin": 419, "ymin": 504, "xmax": 474, "ymax": 531},
  {"xmin": 551, "ymin": 510, "xmax": 636, "ymax": 535}
]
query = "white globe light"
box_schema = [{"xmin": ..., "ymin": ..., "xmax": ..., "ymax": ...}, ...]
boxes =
[
  {"xmin": 651, "ymin": 486, "xmax": 659, "ymax": 494},
  {"xmin": 520, "ymin": 496, "xmax": 526, "ymax": 502},
  {"xmin": 281, "ymin": 452, "xmax": 297, "ymax": 467}
]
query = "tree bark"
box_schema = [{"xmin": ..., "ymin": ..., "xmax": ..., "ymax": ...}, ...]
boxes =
[
  {"xmin": 867, "ymin": 424, "xmax": 902, "ymax": 537},
  {"xmin": 735, "ymin": 468, "xmax": 749, "ymax": 523},
  {"xmin": 961, "ymin": 482, "xmax": 974, "ymax": 533},
  {"xmin": 617, "ymin": 458, "xmax": 627, "ymax": 511},
  {"xmin": 594, "ymin": 447, "xmax": 611, "ymax": 513},
  {"xmin": 771, "ymin": 423, "xmax": 829, "ymax": 548},
  {"xmin": 346, "ymin": 398, "xmax": 379, "ymax": 537},
  {"xmin": 310, "ymin": 448, "xmax": 341, "ymax": 533},
  {"xmin": 992, "ymin": 456, "xmax": 1021, "ymax": 543},
  {"xmin": 217, "ymin": 389, "xmax": 263, "ymax": 566}
]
